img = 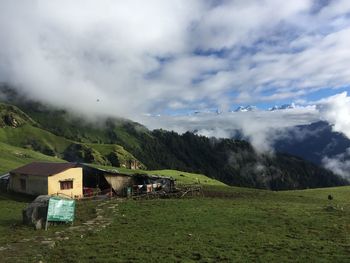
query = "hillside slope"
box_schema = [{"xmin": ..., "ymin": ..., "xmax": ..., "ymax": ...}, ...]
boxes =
[
  {"xmin": 0, "ymin": 88, "xmax": 348, "ymax": 190},
  {"xmin": 274, "ymin": 121, "xmax": 350, "ymax": 165},
  {"xmin": 0, "ymin": 103, "xmax": 144, "ymax": 169},
  {"xmin": 0, "ymin": 141, "xmax": 64, "ymax": 174}
]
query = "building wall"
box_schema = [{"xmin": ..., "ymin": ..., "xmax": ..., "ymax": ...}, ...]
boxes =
[
  {"xmin": 48, "ymin": 168, "xmax": 83, "ymax": 198},
  {"xmin": 9, "ymin": 168, "xmax": 83, "ymax": 198},
  {"xmin": 104, "ymin": 174, "xmax": 132, "ymax": 194},
  {"xmin": 9, "ymin": 173, "xmax": 48, "ymax": 195}
]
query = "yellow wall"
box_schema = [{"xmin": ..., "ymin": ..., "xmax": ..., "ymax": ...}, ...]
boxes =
[
  {"xmin": 48, "ymin": 167, "xmax": 83, "ymax": 199},
  {"xmin": 9, "ymin": 167, "xmax": 83, "ymax": 199},
  {"xmin": 9, "ymin": 173, "xmax": 48, "ymax": 195}
]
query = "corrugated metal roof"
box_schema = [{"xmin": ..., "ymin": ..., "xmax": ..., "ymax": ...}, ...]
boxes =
[
  {"xmin": 10, "ymin": 162, "xmax": 79, "ymax": 177},
  {"xmin": 0, "ymin": 173, "xmax": 9, "ymax": 180}
]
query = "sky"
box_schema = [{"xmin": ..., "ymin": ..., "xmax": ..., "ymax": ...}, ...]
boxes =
[{"xmin": 0, "ymin": 0, "xmax": 350, "ymax": 149}]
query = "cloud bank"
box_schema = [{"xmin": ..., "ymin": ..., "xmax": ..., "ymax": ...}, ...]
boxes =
[
  {"xmin": 142, "ymin": 106, "xmax": 320, "ymax": 152},
  {"xmin": 142, "ymin": 92, "xmax": 350, "ymax": 154},
  {"xmin": 318, "ymin": 92, "xmax": 350, "ymax": 138},
  {"xmin": 1, "ymin": 0, "xmax": 350, "ymax": 120},
  {"xmin": 322, "ymin": 148, "xmax": 350, "ymax": 179},
  {"xmin": 1, "ymin": 0, "xmax": 350, "ymax": 179}
]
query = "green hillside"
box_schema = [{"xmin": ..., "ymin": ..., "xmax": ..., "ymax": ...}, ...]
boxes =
[
  {"xmin": 0, "ymin": 103, "xmax": 36, "ymax": 127},
  {"xmin": 0, "ymin": 103, "xmax": 143, "ymax": 169},
  {"xmin": 0, "ymin": 89, "xmax": 348, "ymax": 190},
  {"xmin": 0, "ymin": 141, "xmax": 64, "ymax": 174},
  {"xmin": 0, "ymin": 139, "xmax": 217, "ymax": 186}
]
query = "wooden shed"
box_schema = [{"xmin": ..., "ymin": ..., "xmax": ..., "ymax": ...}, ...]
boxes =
[{"xmin": 81, "ymin": 164, "xmax": 175, "ymax": 196}]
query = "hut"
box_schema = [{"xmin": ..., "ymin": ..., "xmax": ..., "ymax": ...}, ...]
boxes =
[
  {"xmin": 0, "ymin": 173, "xmax": 9, "ymax": 191},
  {"xmin": 81, "ymin": 164, "xmax": 175, "ymax": 197},
  {"xmin": 8, "ymin": 162, "xmax": 83, "ymax": 198}
]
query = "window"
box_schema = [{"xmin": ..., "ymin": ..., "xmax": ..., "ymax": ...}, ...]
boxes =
[
  {"xmin": 20, "ymin": 178, "xmax": 26, "ymax": 191},
  {"xmin": 60, "ymin": 180, "xmax": 73, "ymax": 190}
]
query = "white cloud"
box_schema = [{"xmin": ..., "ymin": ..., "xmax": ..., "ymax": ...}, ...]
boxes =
[
  {"xmin": 322, "ymin": 148, "xmax": 350, "ymax": 179},
  {"xmin": 318, "ymin": 92, "xmax": 350, "ymax": 138},
  {"xmin": 141, "ymin": 106, "xmax": 320, "ymax": 152},
  {"xmin": 140, "ymin": 91, "xmax": 350, "ymax": 154},
  {"xmin": 0, "ymin": 0, "xmax": 350, "ymax": 126}
]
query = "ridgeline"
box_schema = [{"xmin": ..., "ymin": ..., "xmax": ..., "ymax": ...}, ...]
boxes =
[{"xmin": 0, "ymin": 86, "xmax": 347, "ymax": 190}]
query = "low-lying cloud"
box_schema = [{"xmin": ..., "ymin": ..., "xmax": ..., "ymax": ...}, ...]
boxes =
[
  {"xmin": 141, "ymin": 106, "xmax": 320, "ymax": 152},
  {"xmin": 318, "ymin": 92, "xmax": 350, "ymax": 139},
  {"xmin": 141, "ymin": 92, "xmax": 350, "ymax": 154},
  {"xmin": 322, "ymin": 148, "xmax": 350, "ymax": 179}
]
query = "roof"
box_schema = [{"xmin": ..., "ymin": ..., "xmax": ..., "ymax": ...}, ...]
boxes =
[
  {"xmin": 0, "ymin": 173, "xmax": 9, "ymax": 180},
  {"xmin": 81, "ymin": 164, "xmax": 174, "ymax": 180},
  {"xmin": 132, "ymin": 173, "xmax": 175, "ymax": 181},
  {"xmin": 10, "ymin": 162, "xmax": 79, "ymax": 177},
  {"xmin": 81, "ymin": 164, "xmax": 121, "ymax": 175}
]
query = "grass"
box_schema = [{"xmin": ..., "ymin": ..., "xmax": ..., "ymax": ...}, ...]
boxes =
[
  {"xmin": 0, "ymin": 124, "xmax": 72, "ymax": 153},
  {"xmin": 0, "ymin": 123, "xmax": 144, "ymax": 170},
  {"xmin": 0, "ymin": 141, "xmax": 65, "ymax": 174},
  {"xmin": 148, "ymin": 169, "xmax": 227, "ymax": 186},
  {"xmin": 0, "ymin": 185, "xmax": 350, "ymax": 262},
  {"xmin": 90, "ymin": 164, "xmax": 226, "ymax": 186},
  {"xmin": 0, "ymin": 192, "xmax": 99, "ymax": 262},
  {"xmin": 0, "ymin": 102, "xmax": 145, "ymax": 169},
  {"xmin": 87, "ymin": 143, "xmax": 144, "ymax": 167}
]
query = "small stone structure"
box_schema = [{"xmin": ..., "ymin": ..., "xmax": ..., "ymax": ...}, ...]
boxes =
[{"xmin": 22, "ymin": 195, "xmax": 50, "ymax": 230}]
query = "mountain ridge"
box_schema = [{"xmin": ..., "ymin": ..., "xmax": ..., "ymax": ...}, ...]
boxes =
[{"xmin": 0, "ymin": 86, "xmax": 347, "ymax": 190}]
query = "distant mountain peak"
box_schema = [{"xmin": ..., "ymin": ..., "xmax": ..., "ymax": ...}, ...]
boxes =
[
  {"xmin": 269, "ymin": 103, "xmax": 296, "ymax": 111},
  {"xmin": 233, "ymin": 105, "xmax": 257, "ymax": 112}
]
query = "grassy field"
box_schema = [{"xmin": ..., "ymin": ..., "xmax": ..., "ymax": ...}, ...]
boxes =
[
  {"xmin": 0, "ymin": 142, "xmax": 64, "ymax": 174},
  {"xmin": 0, "ymin": 185, "xmax": 350, "ymax": 262}
]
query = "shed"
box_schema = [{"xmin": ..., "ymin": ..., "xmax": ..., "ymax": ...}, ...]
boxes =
[
  {"xmin": 81, "ymin": 164, "xmax": 175, "ymax": 196},
  {"xmin": 81, "ymin": 164, "xmax": 132, "ymax": 195},
  {"xmin": 0, "ymin": 173, "xmax": 9, "ymax": 191}
]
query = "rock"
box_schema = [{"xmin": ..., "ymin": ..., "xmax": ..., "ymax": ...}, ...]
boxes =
[
  {"xmin": 35, "ymin": 218, "xmax": 44, "ymax": 230},
  {"xmin": 0, "ymin": 246, "xmax": 8, "ymax": 251},
  {"xmin": 3, "ymin": 114, "xmax": 19, "ymax": 127},
  {"xmin": 68, "ymin": 226, "xmax": 81, "ymax": 231},
  {"xmin": 41, "ymin": 240, "xmax": 55, "ymax": 249},
  {"xmin": 22, "ymin": 195, "xmax": 50, "ymax": 228}
]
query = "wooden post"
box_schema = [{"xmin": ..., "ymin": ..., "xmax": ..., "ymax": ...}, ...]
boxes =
[{"xmin": 45, "ymin": 199, "xmax": 50, "ymax": 231}]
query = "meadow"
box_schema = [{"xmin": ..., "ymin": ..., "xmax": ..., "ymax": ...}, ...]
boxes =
[{"xmin": 1, "ymin": 185, "xmax": 349, "ymax": 262}]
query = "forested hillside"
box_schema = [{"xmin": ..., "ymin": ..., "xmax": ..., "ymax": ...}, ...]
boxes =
[
  {"xmin": 0, "ymin": 86, "xmax": 347, "ymax": 190},
  {"xmin": 274, "ymin": 121, "xmax": 350, "ymax": 165}
]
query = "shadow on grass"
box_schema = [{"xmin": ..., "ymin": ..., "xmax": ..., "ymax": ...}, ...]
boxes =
[{"xmin": 0, "ymin": 191, "xmax": 36, "ymax": 203}]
